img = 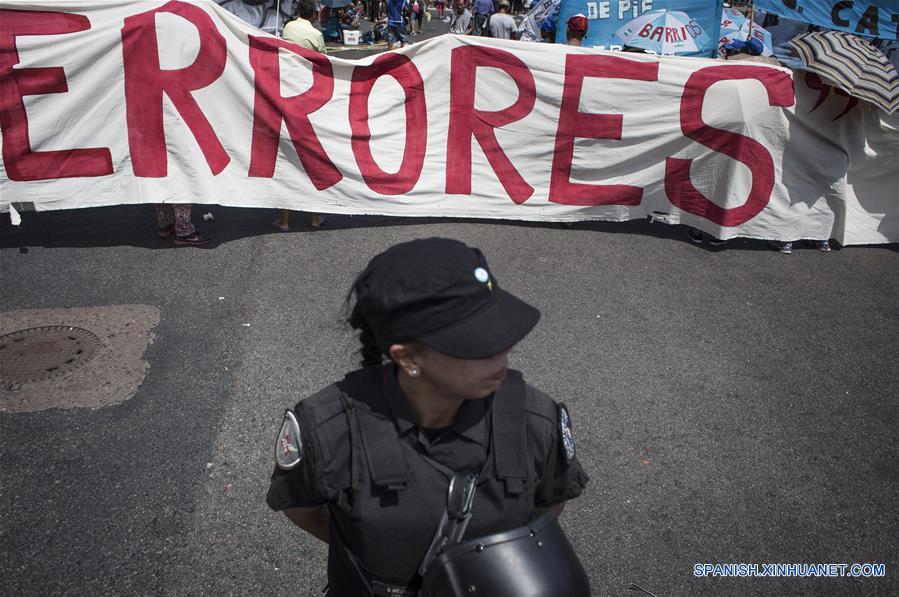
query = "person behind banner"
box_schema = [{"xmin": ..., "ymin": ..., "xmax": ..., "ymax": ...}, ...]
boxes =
[
  {"xmin": 539, "ymin": 17, "xmax": 556, "ymax": 43},
  {"xmin": 449, "ymin": 1, "xmax": 474, "ymax": 35},
  {"xmin": 387, "ymin": 0, "xmax": 410, "ymax": 49},
  {"xmin": 488, "ymin": 1, "xmax": 518, "ymax": 39},
  {"xmin": 342, "ymin": 2, "xmax": 362, "ymax": 29},
  {"xmin": 274, "ymin": 0, "xmax": 327, "ymax": 232},
  {"xmin": 266, "ymin": 237, "xmax": 589, "ymax": 596},
  {"xmin": 471, "ymin": 0, "xmax": 493, "ymax": 36},
  {"xmin": 566, "ymin": 13, "xmax": 588, "ymax": 46},
  {"xmin": 410, "ymin": 0, "xmax": 424, "ymax": 35},
  {"xmin": 282, "ymin": 0, "xmax": 325, "ymax": 51},
  {"xmin": 154, "ymin": 204, "xmax": 208, "ymax": 246}
]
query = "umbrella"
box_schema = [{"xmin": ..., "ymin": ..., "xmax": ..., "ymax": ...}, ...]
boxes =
[
  {"xmin": 615, "ymin": 9, "xmax": 712, "ymax": 56},
  {"xmin": 789, "ymin": 31, "xmax": 899, "ymax": 114},
  {"xmin": 718, "ymin": 8, "xmax": 772, "ymax": 57}
]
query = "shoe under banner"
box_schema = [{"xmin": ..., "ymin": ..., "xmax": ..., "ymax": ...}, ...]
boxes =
[{"xmin": 1, "ymin": 0, "xmax": 897, "ymax": 245}]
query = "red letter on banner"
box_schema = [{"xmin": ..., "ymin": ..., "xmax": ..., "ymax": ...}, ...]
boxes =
[
  {"xmin": 350, "ymin": 54, "xmax": 426, "ymax": 195},
  {"xmin": 248, "ymin": 36, "xmax": 341, "ymax": 189},
  {"xmin": 549, "ymin": 55, "xmax": 658, "ymax": 206},
  {"xmin": 0, "ymin": 10, "xmax": 113, "ymax": 181},
  {"xmin": 121, "ymin": 0, "xmax": 229, "ymax": 177},
  {"xmin": 446, "ymin": 46, "xmax": 535, "ymax": 204},
  {"xmin": 665, "ymin": 66, "xmax": 794, "ymax": 226}
]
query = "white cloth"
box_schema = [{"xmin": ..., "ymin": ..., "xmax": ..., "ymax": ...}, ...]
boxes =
[{"xmin": 2, "ymin": 0, "xmax": 897, "ymax": 245}]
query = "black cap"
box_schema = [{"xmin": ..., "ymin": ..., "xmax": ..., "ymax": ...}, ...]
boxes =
[{"xmin": 350, "ymin": 238, "xmax": 540, "ymax": 359}]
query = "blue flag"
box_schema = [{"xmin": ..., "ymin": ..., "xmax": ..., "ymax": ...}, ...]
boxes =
[
  {"xmin": 555, "ymin": 0, "xmax": 724, "ymax": 57},
  {"xmin": 754, "ymin": 0, "xmax": 898, "ymax": 41}
]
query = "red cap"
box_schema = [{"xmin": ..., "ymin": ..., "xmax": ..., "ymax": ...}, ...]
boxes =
[{"xmin": 567, "ymin": 14, "xmax": 588, "ymax": 34}]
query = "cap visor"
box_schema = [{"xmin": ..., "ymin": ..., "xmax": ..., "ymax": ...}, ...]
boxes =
[{"xmin": 417, "ymin": 288, "xmax": 540, "ymax": 359}]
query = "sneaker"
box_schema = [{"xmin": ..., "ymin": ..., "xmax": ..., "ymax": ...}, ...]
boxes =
[
  {"xmin": 174, "ymin": 232, "xmax": 209, "ymax": 246},
  {"xmin": 816, "ymin": 240, "xmax": 831, "ymax": 252},
  {"xmin": 686, "ymin": 228, "xmax": 704, "ymax": 244},
  {"xmin": 157, "ymin": 224, "xmax": 175, "ymax": 238},
  {"xmin": 708, "ymin": 237, "xmax": 728, "ymax": 246},
  {"xmin": 779, "ymin": 241, "xmax": 793, "ymax": 254}
]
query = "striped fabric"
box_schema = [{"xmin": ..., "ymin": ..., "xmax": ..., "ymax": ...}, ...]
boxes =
[{"xmin": 789, "ymin": 31, "xmax": 898, "ymax": 114}]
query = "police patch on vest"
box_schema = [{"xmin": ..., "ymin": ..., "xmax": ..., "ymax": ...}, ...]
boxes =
[
  {"xmin": 275, "ymin": 410, "xmax": 303, "ymax": 470},
  {"xmin": 558, "ymin": 403, "xmax": 575, "ymax": 463}
]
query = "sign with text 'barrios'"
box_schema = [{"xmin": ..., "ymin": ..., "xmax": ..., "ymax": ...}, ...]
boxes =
[{"xmin": 555, "ymin": 0, "xmax": 724, "ymax": 56}]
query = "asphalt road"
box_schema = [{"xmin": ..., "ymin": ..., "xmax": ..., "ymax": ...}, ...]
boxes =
[
  {"xmin": 2, "ymin": 16, "xmax": 898, "ymax": 597},
  {"xmin": 1, "ymin": 202, "xmax": 897, "ymax": 596}
]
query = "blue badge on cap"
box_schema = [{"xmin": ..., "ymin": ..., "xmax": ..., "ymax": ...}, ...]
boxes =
[{"xmin": 474, "ymin": 267, "xmax": 489, "ymax": 283}]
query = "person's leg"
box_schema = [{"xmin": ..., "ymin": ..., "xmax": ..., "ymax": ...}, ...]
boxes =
[
  {"xmin": 171, "ymin": 204, "xmax": 209, "ymax": 245},
  {"xmin": 388, "ymin": 25, "xmax": 398, "ymax": 49},
  {"xmin": 273, "ymin": 209, "xmax": 290, "ymax": 231},
  {"xmin": 155, "ymin": 204, "xmax": 175, "ymax": 237},
  {"xmin": 172, "ymin": 204, "xmax": 196, "ymax": 237}
]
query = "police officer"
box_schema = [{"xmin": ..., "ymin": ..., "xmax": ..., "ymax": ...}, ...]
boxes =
[{"xmin": 267, "ymin": 237, "xmax": 589, "ymax": 596}]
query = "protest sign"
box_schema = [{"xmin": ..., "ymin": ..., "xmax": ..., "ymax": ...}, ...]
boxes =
[
  {"xmin": 754, "ymin": 0, "xmax": 898, "ymax": 41},
  {"xmin": 554, "ymin": 0, "xmax": 724, "ymax": 56},
  {"xmin": 1, "ymin": 0, "xmax": 897, "ymax": 245}
]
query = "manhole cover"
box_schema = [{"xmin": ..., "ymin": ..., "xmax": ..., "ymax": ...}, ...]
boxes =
[{"xmin": 0, "ymin": 326, "xmax": 102, "ymax": 384}]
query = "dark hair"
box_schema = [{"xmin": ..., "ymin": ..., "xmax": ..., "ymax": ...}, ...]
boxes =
[
  {"xmin": 346, "ymin": 272, "xmax": 385, "ymax": 367},
  {"xmin": 293, "ymin": 0, "xmax": 317, "ymax": 21}
]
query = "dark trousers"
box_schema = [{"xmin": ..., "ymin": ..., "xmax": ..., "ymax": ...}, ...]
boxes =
[
  {"xmin": 474, "ymin": 13, "xmax": 489, "ymax": 35},
  {"xmin": 388, "ymin": 24, "xmax": 407, "ymax": 45}
]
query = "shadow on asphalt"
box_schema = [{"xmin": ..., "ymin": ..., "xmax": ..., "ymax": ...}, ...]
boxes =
[{"xmin": 3, "ymin": 204, "xmax": 895, "ymax": 253}]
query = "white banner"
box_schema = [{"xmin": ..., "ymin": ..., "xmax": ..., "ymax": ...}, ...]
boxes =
[{"xmin": 1, "ymin": 0, "xmax": 897, "ymax": 245}]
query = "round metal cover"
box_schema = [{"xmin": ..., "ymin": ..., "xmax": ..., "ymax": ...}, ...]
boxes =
[{"xmin": 0, "ymin": 326, "xmax": 102, "ymax": 384}]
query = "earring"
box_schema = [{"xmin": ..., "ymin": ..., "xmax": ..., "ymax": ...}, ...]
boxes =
[{"xmin": 410, "ymin": 368, "xmax": 419, "ymax": 377}]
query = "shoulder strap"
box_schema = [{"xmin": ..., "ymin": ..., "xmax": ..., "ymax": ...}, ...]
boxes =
[
  {"xmin": 340, "ymin": 368, "xmax": 411, "ymax": 492},
  {"xmin": 491, "ymin": 369, "xmax": 528, "ymax": 495}
]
